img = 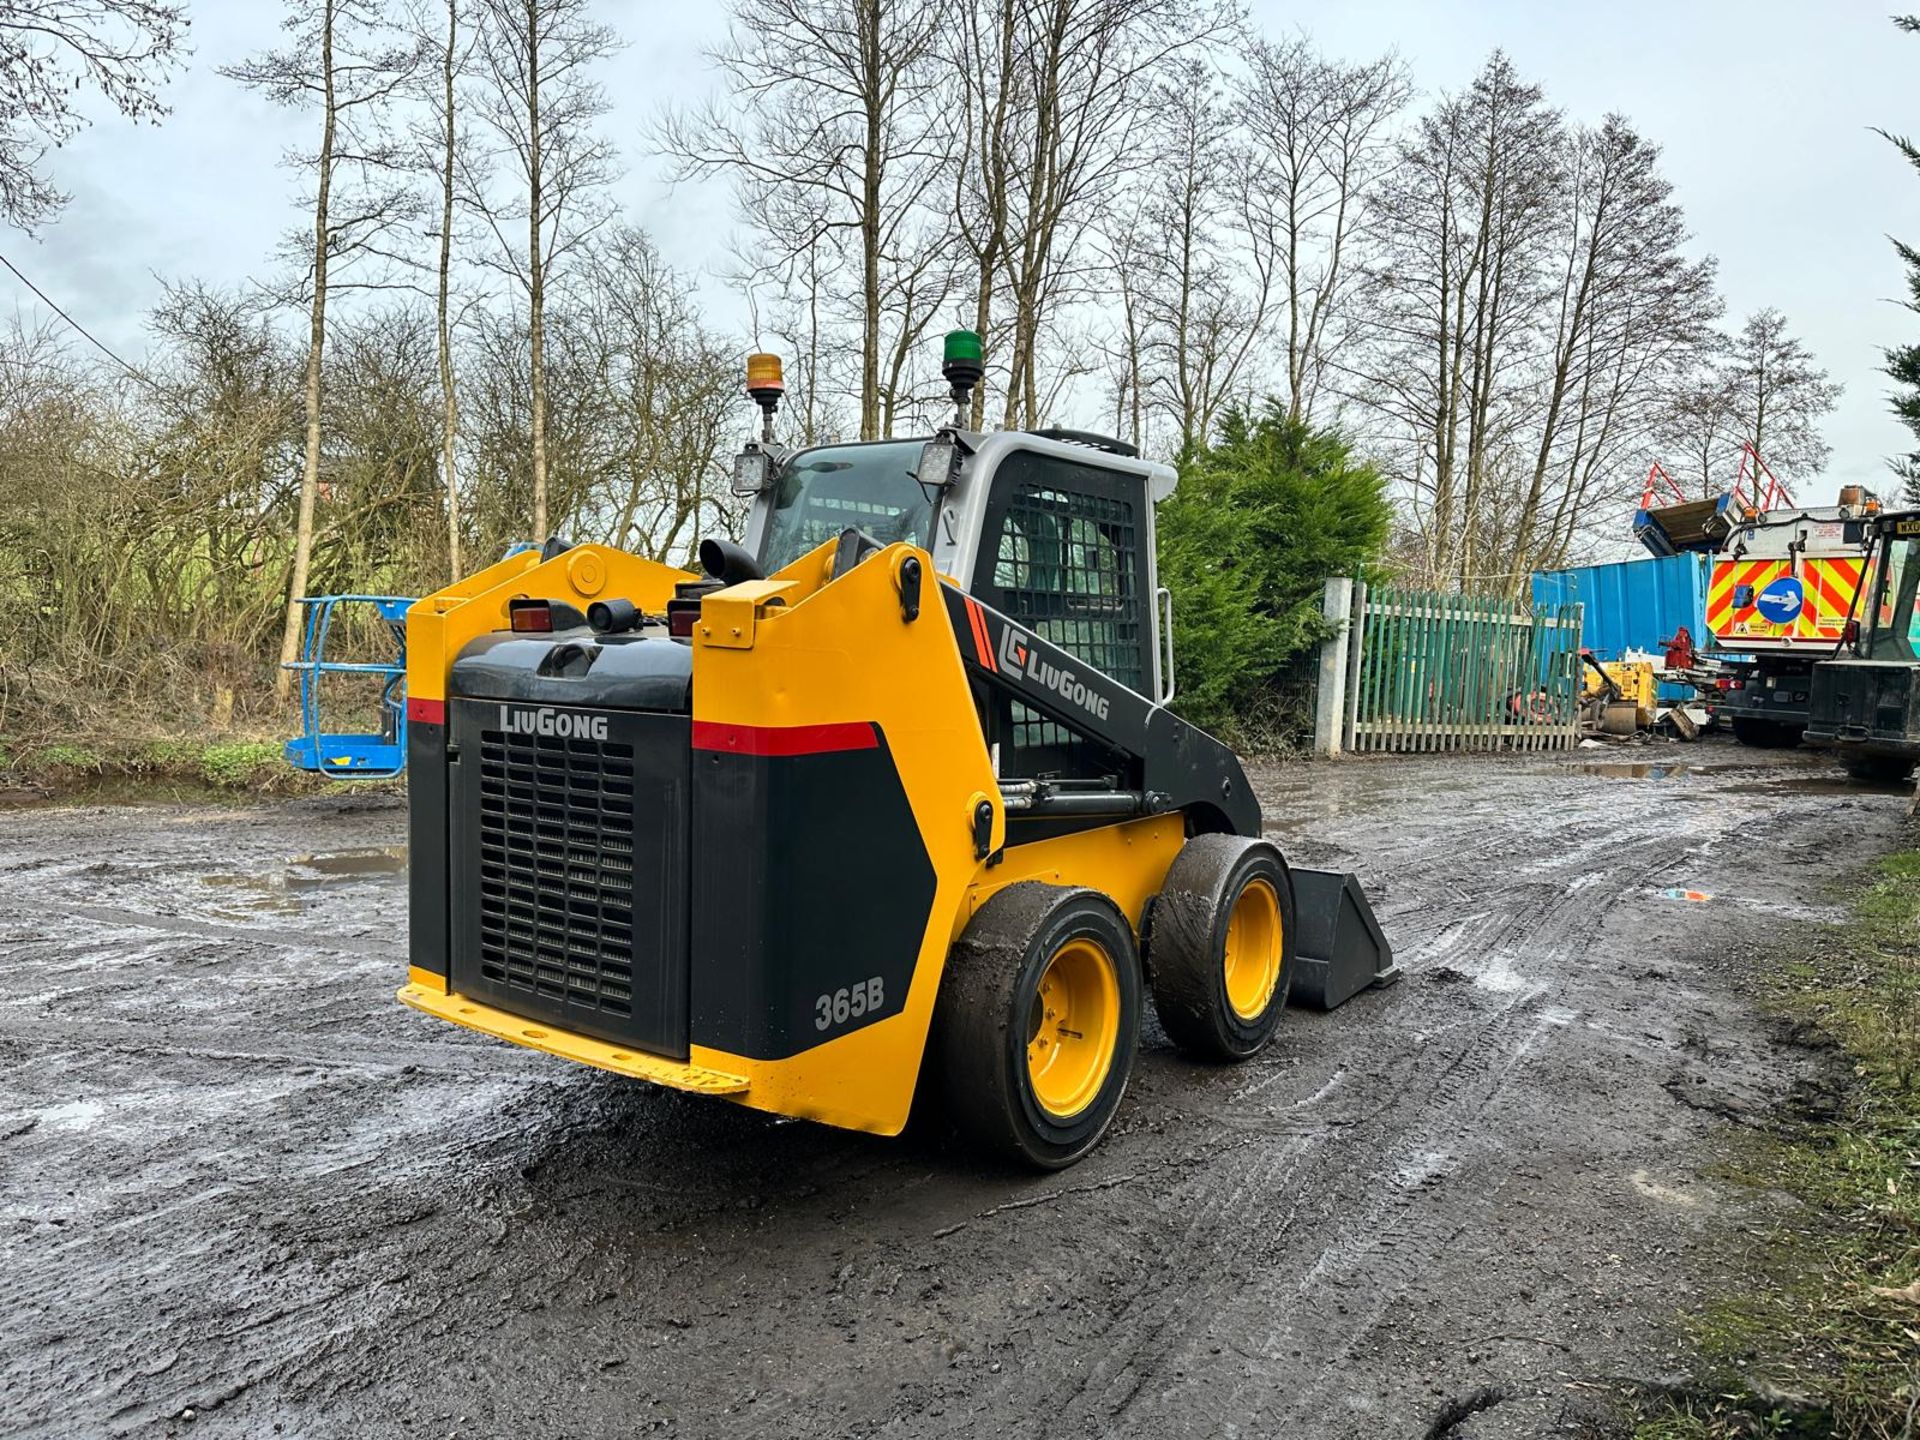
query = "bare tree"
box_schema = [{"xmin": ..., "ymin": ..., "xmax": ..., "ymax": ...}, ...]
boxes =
[
  {"xmin": 0, "ymin": 0, "xmax": 188, "ymax": 230},
  {"xmin": 659, "ymin": 0, "xmax": 946, "ymax": 441},
  {"xmin": 578, "ymin": 228, "xmax": 738, "ymax": 561},
  {"xmin": 1884, "ymin": 15, "xmax": 1920, "ymax": 504},
  {"xmin": 1725, "ymin": 307, "xmax": 1841, "ymax": 484},
  {"xmin": 1237, "ymin": 37, "xmax": 1408, "ymax": 424},
  {"xmin": 312, "ymin": 304, "xmax": 444, "ymax": 592},
  {"xmin": 947, "ymin": 0, "xmax": 1016, "ymax": 426},
  {"xmin": 1092, "ymin": 179, "xmax": 1153, "ymax": 450},
  {"xmin": 467, "ymin": 0, "xmax": 617, "ymax": 542},
  {"xmin": 226, "ymin": 0, "xmax": 427, "ymax": 700},
  {"xmin": 1660, "ymin": 346, "xmax": 1741, "ymax": 497},
  {"xmin": 943, "ymin": 0, "xmax": 1228, "ymax": 430},
  {"xmin": 1125, "ymin": 59, "xmax": 1253, "ymax": 453},
  {"xmin": 410, "ymin": 0, "xmax": 472, "ymax": 579},
  {"xmin": 1356, "ymin": 52, "xmax": 1563, "ymax": 585},
  {"xmin": 1509, "ymin": 116, "xmax": 1718, "ymax": 573}
]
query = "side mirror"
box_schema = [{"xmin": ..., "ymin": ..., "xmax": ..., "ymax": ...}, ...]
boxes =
[{"xmin": 732, "ymin": 447, "xmax": 774, "ymax": 497}]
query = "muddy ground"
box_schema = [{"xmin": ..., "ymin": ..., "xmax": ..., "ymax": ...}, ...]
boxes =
[{"xmin": 0, "ymin": 741, "xmax": 1912, "ymax": 1439}]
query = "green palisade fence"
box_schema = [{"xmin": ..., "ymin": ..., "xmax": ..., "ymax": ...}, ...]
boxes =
[{"xmin": 1349, "ymin": 585, "xmax": 1583, "ymax": 753}]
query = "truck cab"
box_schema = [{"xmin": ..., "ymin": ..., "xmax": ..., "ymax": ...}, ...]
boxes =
[{"xmin": 1805, "ymin": 511, "xmax": 1920, "ymax": 782}]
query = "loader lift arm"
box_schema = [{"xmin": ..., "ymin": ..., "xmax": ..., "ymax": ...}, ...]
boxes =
[{"xmin": 940, "ymin": 581, "xmax": 1257, "ymax": 839}]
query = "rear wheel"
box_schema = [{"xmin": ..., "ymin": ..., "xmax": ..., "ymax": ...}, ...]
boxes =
[
  {"xmin": 1730, "ymin": 715, "xmax": 1804, "ymax": 749},
  {"xmin": 1146, "ymin": 835, "xmax": 1296, "ymax": 1062},
  {"xmin": 934, "ymin": 883, "xmax": 1141, "ymax": 1169},
  {"xmin": 1840, "ymin": 752, "xmax": 1917, "ymax": 784}
]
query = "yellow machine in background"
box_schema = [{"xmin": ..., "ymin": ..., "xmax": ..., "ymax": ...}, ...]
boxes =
[{"xmin": 1579, "ymin": 655, "xmax": 1658, "ymax": 735}]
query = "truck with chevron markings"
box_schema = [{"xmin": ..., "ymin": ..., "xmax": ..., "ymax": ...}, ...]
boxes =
[{"xmin": 1633, "ymin": 449, "xmax": 1880, "ymax": 748}]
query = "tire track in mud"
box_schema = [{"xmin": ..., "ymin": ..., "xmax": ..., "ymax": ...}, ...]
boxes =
[
  {"xmin": 0, "ymin": 810, "xmax": 474, "ymax": 1438},
  {"xmin": 0, "ymin": 754, "xmax": 1904, "ymax": 1438},
  {"xmin": 1017, "ymin": 991, "xmax": 1559, "ymax": 1439},
  {"xmin": 976, "ymin": 792, "xmax": 1768, "ymax": 1438}
]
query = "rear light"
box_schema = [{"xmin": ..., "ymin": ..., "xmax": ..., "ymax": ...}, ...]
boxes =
[
  {"xmin": 1844, "ymin": 619, "xmax": 1860, "ymax": 644},
  {"xmin": 509, "ymin": 598, "xmax": 554, "ymax": 633},
  {"xmin": 1716, "ymin": 678, "xmax": 1735, "ymax": 691},
  {"xmin": 667, "ymin": 604, "xmax": 698, "ymax": 638}
]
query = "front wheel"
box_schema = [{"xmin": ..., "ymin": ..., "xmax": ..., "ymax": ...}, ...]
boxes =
[
  {"xmin": 933, "ymin": 883, "xmax": 1142, "ymax": 1170},
  {"xmin": 1146, "ymin": 835, "xmax": 1297, "ymax": 1062}
]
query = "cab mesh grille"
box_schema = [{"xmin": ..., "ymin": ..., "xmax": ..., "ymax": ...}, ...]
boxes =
[{"xmin": 476, "ymin": 728, "xmax": 636, "ymax": 1018}]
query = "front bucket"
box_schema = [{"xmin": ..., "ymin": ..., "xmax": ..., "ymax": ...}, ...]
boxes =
[{"xmin": 1288, "ymin": 868, "xmax": 1399, "ymax": 1011}]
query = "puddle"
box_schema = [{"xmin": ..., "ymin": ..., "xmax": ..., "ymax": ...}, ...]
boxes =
[
  {"xmin": 294, "ymin": 847, "xmax": 408, "ymax": 878},
  {"xmin": 1569, "ymin": 762, "xmax": 1691, "ymax": 780},
  {"xmin": 1725, "ymin": 775, "xmax": 1914, "ymax": 798},
  {"xmin": 199, "ymin": 845, "xmax": 407, "ymax": 915}
]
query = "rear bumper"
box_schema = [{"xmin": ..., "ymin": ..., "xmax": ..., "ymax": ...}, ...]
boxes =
[
  {"xmin": 397, "ymin": 977, "xmax": 749, "ymax": 1096},
  {"xmin": 1802, "ymin": 731, "xmax": 1920, "ymax": 760}
]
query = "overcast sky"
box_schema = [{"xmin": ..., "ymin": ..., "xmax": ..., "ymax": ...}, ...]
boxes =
[{"xmin": 9, "ymin": 0, "xmax": 1919, "ymax": 495}]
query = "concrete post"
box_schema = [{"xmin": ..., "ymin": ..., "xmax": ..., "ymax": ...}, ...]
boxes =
[
  {"xmin": 1342, "ymin": 578, "xmax": 1368, "ymax": 754},
  {"xmin": 1314, "ymin": 577, "xmax": 1354, "ymax": 758}
]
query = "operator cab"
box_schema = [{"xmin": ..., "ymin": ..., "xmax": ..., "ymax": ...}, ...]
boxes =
[
  {"xmin": 730, "ymin": 339, "xmax": 1179, "ymax": 712},
  {"xmin": 1860, "ymin": 519, "xmax": 1920, "ymax": 657},
  {"xmin": 1806, "ymin": 511, "xmax": 1920, "ymax": 782},
  {"xmin": 754, "ymin": 439, "xmax": 936, "ymax": 573}
]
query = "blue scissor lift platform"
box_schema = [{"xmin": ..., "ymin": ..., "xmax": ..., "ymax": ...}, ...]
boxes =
[{"xmin": 283, "ymin": 595, "xmax": 414, "ymax": 779}]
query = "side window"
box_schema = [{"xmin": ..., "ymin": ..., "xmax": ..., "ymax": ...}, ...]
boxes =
[
  {"xmin": 977, "ymin": 451, "xmax": 1148, "ymax": 693},
  {"xmin": 1899, "ymin": 547, "xmax": 1920, "ymax": 653},
  {"xmin": 993, "ymin": 511, "xmax": 1037, "ymax": 590}
]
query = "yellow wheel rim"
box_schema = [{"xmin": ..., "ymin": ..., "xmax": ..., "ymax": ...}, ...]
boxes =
[
  {"xmin": 1223, "ymin": 877, "xmax": 1283, "ymax": 1021},
  {"xmin": 1026, "ymin": 936, "xmax": 1121, "ymax": 1120}
]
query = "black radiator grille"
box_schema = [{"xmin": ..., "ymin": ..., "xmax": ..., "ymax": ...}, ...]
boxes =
[{"xmin": 476, "ymin": 728, "xmax": 636, "ymax": 1018}]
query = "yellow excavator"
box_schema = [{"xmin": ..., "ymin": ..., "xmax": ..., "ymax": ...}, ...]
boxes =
[{"xmin": 397, "ymin": 334, "xmax": 1393, "ymax": 1168}]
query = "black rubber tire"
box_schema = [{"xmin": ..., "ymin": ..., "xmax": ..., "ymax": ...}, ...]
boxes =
[
  {"xmin": 1145, "ymin": 835, "xmax": 1297, "ymax": 1062},
  {"xmin": 1730, "ymin": 715, "xmax": 1804, "ymax": 749},
  {"xmin": 932, "ymin": 882, "xmax": 1141, "ymax": 1170},
  {"xmin": 1840, "ymin": 753, "xmax": 1918, "ymax": 784}
]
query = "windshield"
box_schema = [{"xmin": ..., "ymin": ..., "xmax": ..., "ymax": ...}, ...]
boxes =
[
  {"xmin": 759, "ymin": 440, "xmax": 932, "ymax": 574},
  {"xmin": 1864, "ymin": 533, "xmax": 1920, "ymax": 660}
]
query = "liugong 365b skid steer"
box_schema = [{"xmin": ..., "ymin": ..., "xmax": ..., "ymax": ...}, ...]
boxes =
[{"xmin": 398, "ymin": 333, "xmax": 1393, "ymax": 1168}]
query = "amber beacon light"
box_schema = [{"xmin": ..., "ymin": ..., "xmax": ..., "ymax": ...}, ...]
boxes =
[{"xmin": 745, "ymin": 352, "xmax": 785, "ymax": 443}]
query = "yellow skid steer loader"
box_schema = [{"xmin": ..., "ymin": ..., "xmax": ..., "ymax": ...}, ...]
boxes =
[{"xmin": 398, "ymin": 335, "xmax": 1393, "ymax": 1168}]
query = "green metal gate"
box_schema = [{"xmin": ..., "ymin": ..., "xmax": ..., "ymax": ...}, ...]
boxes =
[{"xmin": 1346, "ymin": 584, "xmax": 1583, "ymax": 753}]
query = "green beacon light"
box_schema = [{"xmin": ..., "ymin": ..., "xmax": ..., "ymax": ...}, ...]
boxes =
[{"xmin": 942, "ymin": 329, "xmax": 983, "ymax": 422}]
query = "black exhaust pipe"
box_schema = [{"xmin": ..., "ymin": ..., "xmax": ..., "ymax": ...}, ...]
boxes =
[
  {"xmin": 699, "ymin": 537, "xmax": 765, "ymax": 585},
  {"xmin": 587, "ymin": 598, "xmax": 640, "ymax": 634}
]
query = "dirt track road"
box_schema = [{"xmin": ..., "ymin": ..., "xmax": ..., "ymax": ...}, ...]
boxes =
[{"xmin": 1, "ymin": 744, "xmax": 1910, "ymax": 1439}]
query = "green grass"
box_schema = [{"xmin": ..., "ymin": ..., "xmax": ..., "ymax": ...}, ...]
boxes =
[
  {"xmin": 1632, "ymin": 1401, "xmax": 1806, "ymax": 1439},
  {"xmin": 196, "ymin": 740, "xmax": 281, "ymax": 787},
  {"xmin": 34, "ymin": 742, "xmax": 106, "ymax": 772},
  {"xmin": 1641, "ymin": 847, "xmax": 1920, "ymax": 1439},
  {"xmin": 2, "ymin": 732, "xmax": 349, "ymax": 797}
]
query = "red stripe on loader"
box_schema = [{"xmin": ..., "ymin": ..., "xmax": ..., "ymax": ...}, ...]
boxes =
[
  {"xmin": 965, "ymin": 596, "xmax": 998, "ymax": 672},
  {"xmin": 690, "ymin": 721, "xmax": 880, "ymax": 757}
]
